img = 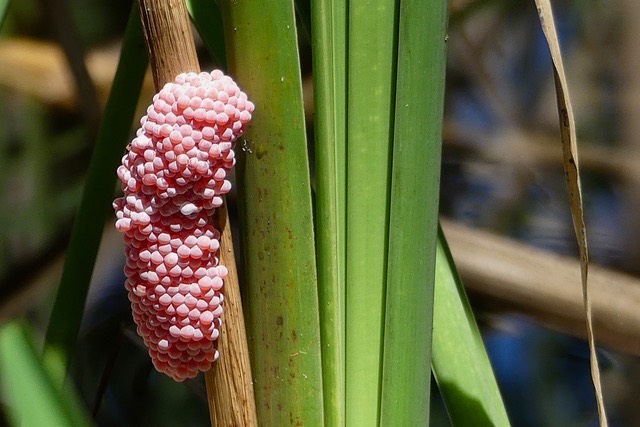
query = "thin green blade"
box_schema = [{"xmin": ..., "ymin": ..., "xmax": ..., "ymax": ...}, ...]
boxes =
[
  {"xmin": 0, "ymin": 0, "xmax": 11, "ymax": 29},
  {"xmin": 433, "ymin": 226, "xmax": 511, "ymax": 426},
  {"xmin": 0, "ymin": 321, "xmax": 91, "ymax": 427},
  {"xmin": 380, "ymin": 0, "xmax": 448, "ymax": 423},
  {"xmin": 311, "ymin": 0, "xmax": 347, "ymax": 423},
  {"xmin": 43, "ymin": 4, "xmax": 148, "ymax": 375},
  {"xmin": 186, "ymin": 0, "xmax": 226, "ymax": 68},
  {"xmin": 345, "ymin": 0, "xmax": 398, "ymax": 424}
]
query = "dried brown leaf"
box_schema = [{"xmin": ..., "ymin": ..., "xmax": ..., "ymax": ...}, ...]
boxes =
[{"xmin": 534, "ymin": 1, "xmax": 608, "ymax": 425}]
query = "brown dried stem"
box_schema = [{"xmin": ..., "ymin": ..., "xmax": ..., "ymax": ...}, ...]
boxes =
[
  {"xmin": 442, "ymin": 219, "xmax": 640, "ymax": 356},
  {"xmin": 136, "ymin": 1, "xmax": 257, "ymax": 425}
]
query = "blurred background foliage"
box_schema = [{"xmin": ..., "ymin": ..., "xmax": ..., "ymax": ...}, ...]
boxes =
[{"xmin": 0, "ymin": 0, "xmax": 638, "ymax": 425}]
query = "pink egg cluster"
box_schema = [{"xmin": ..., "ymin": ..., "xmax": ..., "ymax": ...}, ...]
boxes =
[{"xmin": 113, "ymin": 70, "xmax": 254, "ymax": 381}]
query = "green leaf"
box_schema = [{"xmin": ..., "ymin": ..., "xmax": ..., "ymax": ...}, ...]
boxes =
[
  {"xmin": 0, "ymin": 321, "xmax": 91, "ymax": 427},
  {"xmin": 379, "ymin": 0, "xmax": 448, "ymax": 424},
  {"xmin": 43, "ymin": 4, "xmax": 148, "ymax": 375},
  {"xmin": 310, "ymin": 0, "xmax": 347, "ymax": 423},
  {"xmin": 220, "ymin": 0, "xmax": 324, "ymax": 424},
  {"xmin": 432, "ymin": 227, "xmax": 511, "ymax": 426},
  {"xmin": 345, "ymin": 0, "xmax": 397, "ymax": 424},
  {"xmin": 186, "ymin": 0, "xmax": 226, "ymax": 68},
  {"xmin": 0, "ymin": 0, "xmax": 11, "ymax": 29}
]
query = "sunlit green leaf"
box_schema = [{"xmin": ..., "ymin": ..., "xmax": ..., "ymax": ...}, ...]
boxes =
[
  {"xmin": 433, "ymin": 227, "xmax": 511, "ymax": 426},
  {"xmin": 220, "ymin": 0, "xmax": 324, "ymax": 424},
  {"xmin": 380, "ymin": 0, "xmax": 448, "ymax": 423},
  {"xmin": 0, "ymin": 321, "xmax": 90, "ymax": 427}
]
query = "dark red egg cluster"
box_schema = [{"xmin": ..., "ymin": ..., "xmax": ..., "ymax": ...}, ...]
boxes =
[{"xmin": 113, "ymin": 70, "xmax": 254, "ymax": 381}]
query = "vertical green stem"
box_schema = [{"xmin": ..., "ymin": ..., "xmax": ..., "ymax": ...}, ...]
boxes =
[
  {"xmin": 220, "ymin": 0, "xmax": 324, "ymax": 424},
  {"xmin": 345, "ymin": 0, "xmax": 398, "ymax": 424},
  {"xmin": 380, "ymin": 0, "xmax": 448, "ymax": 423},
  {"xmin": 311, "ymin": 0, "xmax": 347, "ymax": 423}
]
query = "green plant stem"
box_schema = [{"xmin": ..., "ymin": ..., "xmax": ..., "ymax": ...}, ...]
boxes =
[
  {"xmin": 311, "ymin": 0, "xmax": 347, "ymax": 423},
  {"xmin": 432, "ymin": 226, "xmax": 511, "ymax": 426},
  {"xmin": 43, "ymin": 4, "xmax": 147, "ymax": 377},
  {"xmin": 345, "ymin": 0, "xmax": 397, "ymax": 424},
  {"xmin": 379, "ymin": 0, "xmax": 448, "ymax": 423},
  {"xmin": 220, "ymin": 0, "xmax": 324, "ymax": 424}
]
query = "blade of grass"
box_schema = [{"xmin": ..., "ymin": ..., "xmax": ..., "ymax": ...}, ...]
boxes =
[
  {"xmin": 0, "ymin": 0, "xmax": 11, "ymax": 29},
  {"xmin": 432, "ymin": 226, "xmax": 511, "ymax": 426},
  {"xmin": 0, "ymin": 321, "xmax": 91, "ymax": 426},
  {"xmin": 379, "ymin": 0, "xmax": 448, "ymax": 423},
  {"xmin": 41, "ymin": 0, "xmax": 102, "ymax": 136},
  {"xmin": 311, "ymin": 0, "xmax": 347, "ymax": 423},
  {"xmin": 345, "ymin": 0, "xmax": 398, "ymax": 424},
  {"xmin": 136, "ymin": 1, "xmax": 257, "ymax": 424},
  {"xmin": 220, "ymin": 0, "xmax": 325, "ymax": 424},
  {"xmin": 43, "ymin": 4, "xmax": 148, "ymax": 378},
  {"xmin": 533, "ymin": 1, "xmax": 607, "ymax": 424},
  {"xmin": 186, "ymin": 0, "xmax": 226, "ymax": 68}
]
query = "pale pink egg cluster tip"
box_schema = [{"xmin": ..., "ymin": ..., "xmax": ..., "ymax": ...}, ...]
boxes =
[{"xmin": 113, "ymin": 70, "xmax": 254, "ymax": 381}]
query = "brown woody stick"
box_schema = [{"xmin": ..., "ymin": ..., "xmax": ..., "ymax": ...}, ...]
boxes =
[
  {"xmin": 442, "ymin": 219, "xmax": 640, "ymax": 355},
  {"xmin": 137, "ymin": 1, "xmax": 257, "ymax": 425}
]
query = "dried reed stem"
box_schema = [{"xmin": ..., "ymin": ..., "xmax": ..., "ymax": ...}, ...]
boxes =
[{"xmin": 137, "ymin": 1, "xmax": 257, "ymax": 425}]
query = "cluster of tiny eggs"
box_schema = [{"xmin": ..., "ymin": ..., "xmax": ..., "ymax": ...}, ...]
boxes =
[{"xmin": 113, "ymin": 70, "xmax": 254, "ymax": 381}]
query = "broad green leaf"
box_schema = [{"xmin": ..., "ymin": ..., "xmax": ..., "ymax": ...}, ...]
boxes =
[
  {"xmin": 380, "ymin": 0, "xmax": 448, "ymax": 423},
  {"xmin": 220, "ymin": 0, "xmax": 324, "ymax": 424},
  {"xmin": 345, "ymin": 0, "xmax": 397, "ymax": 424}
]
